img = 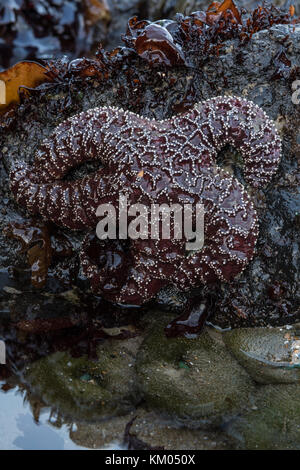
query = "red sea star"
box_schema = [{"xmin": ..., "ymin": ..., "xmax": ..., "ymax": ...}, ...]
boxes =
[{"xmin": 10, "ymin": 96, "xmax": 281, "ymax": 305}]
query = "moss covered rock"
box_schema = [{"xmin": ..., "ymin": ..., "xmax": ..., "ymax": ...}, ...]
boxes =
[
  {"xmin": 25, "ymin": 337, "xmax": 142, "ymax": 421},
  {"xmin": 226, "ymin": 384, "xmax": 300, "ymax": 450},
  {"xmin": 136, "ymin": 315, "xmax": 256, "ymax": 428}
]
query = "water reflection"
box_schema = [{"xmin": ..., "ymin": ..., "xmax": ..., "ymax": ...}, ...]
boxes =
[
  {"xmin": 0, "ymin": 270, "xmax": 140, "ymax": 450},
  {"xmin": 0, "ymin": 386, "xmax": 91, "ymax": 450}
]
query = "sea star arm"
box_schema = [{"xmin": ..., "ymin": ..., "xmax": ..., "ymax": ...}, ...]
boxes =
[
  {"xmin": 10, "ymin": 163, "xmax": 114, "ymax": 230},
  {"xmin": 9, "ymin": 107, "xmax": 131, "ymax": 230},
  {"xmin": 172, "ymin": 170, "xmax": 259, "ymax": 289},
  {"xmin": 191, "ymin": 96, "xmax": 282, "ymax": 187},
  {"xmin": 80, "ymin": 235, "xmax": 168, "ymax": 304}
]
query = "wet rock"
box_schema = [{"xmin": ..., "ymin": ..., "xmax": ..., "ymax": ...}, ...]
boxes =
[
  {"xmin": 136, "ymin": 313, "xmax": 256, "ymax": 428},
  {"xmin": 69, "ymin": 414, "xmax": 130, "ymax": 449},
  {"xmin": 226, "ymin": 384, "xmax": 300, "ymax": 450},
  {"xmin": 0, "ymin": 0, "xmax": 111, "ymax": 70},
  {"xmin": 69, "ymin": 406, "xmax": 234, "ymax": 449},
  {"xmin": 224, "ymin": 326, "xmax": 300, "ymax": 384},
  {"xmin": 125, "ymin": 408, "xmax": 234, "ymax": 449},
  {"xmin": 24, "ymin": 336, "xmax": 142, "ymax": 421},
  {"xmin": 105, "ymin": 0, "xmax": 145, "ymax": 49}
]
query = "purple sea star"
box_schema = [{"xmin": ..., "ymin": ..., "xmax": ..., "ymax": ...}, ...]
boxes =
[{"xmin": 10, "ymin": 96, "xmax": 281, "ymax": 305}]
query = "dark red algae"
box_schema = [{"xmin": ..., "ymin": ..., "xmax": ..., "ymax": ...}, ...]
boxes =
[
  {"xmin": 120, "ymin": 0, "xmax": 299, "ymax": 69},
  {"xmin": 123, "ymin": 17, "xmax": 186, "ymax": 67},
  {"xmin": 164, "ymin": 295, "xmax": 214, "ymax": 338},
  {"xmin": 3, "ymin": 220, "xmax": 75, "ymax": 288},
  {"xmin": 1, "ymin": 0, "xmax": 299, "ymax": 128}
]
